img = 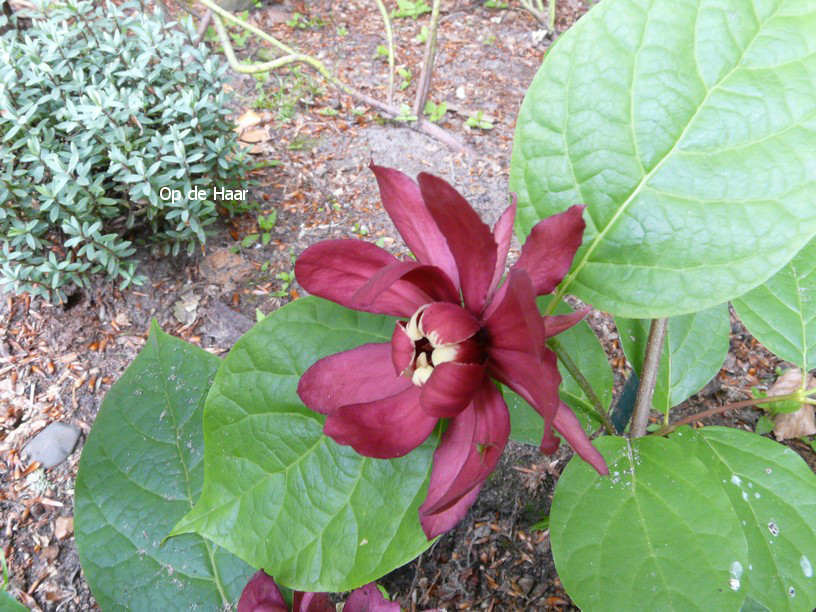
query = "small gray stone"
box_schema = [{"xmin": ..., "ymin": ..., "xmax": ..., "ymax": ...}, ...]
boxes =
[{"xmin": 22, "ymin": 422, "xmax": 81, "ymax": 469}]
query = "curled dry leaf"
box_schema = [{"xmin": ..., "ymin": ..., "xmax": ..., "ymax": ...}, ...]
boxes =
[{"xmin": 767, "ymin": 368, "xmax": 816, "ymax": 440}]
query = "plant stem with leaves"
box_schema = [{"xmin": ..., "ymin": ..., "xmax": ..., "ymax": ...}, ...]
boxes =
[
  {"xmin": 373, "ymin": 0, "xmax": 396, "ymax": 104},
  {"xmin": 549, "ymin": 337, "xmax": 616, "ymax": 435},
  {"xmin": 651, "ymin": 389, "xmax": 816, "ymax": 437}
]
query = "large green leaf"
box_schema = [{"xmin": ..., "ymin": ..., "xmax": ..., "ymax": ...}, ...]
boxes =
[
  {"xmin": 680, "ymin": 426, "xmax": 816, "ymax": 611},
  {"xmin": 551, "ymin": 434, "xmax": 749, "ymax": 610},
  {"xmin": 510, "ymin": 0, "xmax": 816, "ymax": 318},
  {"xmin": 616, "ymin": 303, "xmax": 730, "ymax": 415},
  {"xmin": 733, "ymin": 238, "xmax": 816, "ymax": 369},
  {"xmin": 505, "ymin": 298, "xmax": 612, "ymax": 445},
  {"xmin": 75, "ymin": 322, "xmax": 253, "ymax": 610},
  {"xmin": 551, "ymin": 428, "xmax": 816, "ymax": 610},
  {"xmin": 171, "ymin": 297, "xmax": 436, "ymax": 592}
]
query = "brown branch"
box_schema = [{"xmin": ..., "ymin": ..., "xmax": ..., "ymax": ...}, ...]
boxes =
[
  {"xmin": 194, "ymin": 8, "xmax": 212, "ymax": 46},
  {"xmin": 630, "ymin": 318, "xmax": 668, "ymax": 438},
  {"xmin": 412, "ymin": 0, "xmax": 442, "ymax": 118},
  {"xmin": 201, "ymin": 0, "xmax": 472, "ymax": 154},
  {"xmin": 650, "ymin": 392, "xmax": 807, "ymax": 437}
]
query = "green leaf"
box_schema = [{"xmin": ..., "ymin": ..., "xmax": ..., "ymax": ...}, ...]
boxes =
[
  {"xmin": 755, "ymin": 414, "xmax": 775, "ymax": 435},
  {"xmin": 551, "ymin": 434, "xmax": 749, "ymax": 610},
  {"xmin": 171, "ymin": 297, "xmax": 436, "ymax": 591},
  {"xmin": 679, "ymin": 426, "xmax": 816, "ymax": 611},
  {"xmin": 0, "ymin": 591, "xmax": 27, "ymax": 612},
  {"xmin": 504, "ymin": 298, "xmax": 612, "ymax": 445},
  {"xmin": 733, "ymin": 238, "xmax": 816, "ymax": 370},
  {"xmin": 75, "ymin": 321, "xmax": 252, "ymax": 610},
  {"xmin": 616, "ymin": 303, "xmax": 730, "ymax": 414},
  {"xmin": 510, "ymin": 0, "xmax": 816, "ymax": 318}
]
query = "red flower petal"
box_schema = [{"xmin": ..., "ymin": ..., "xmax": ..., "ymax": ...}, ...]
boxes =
[
  {"xmin": 420, "ymin": 362, "xmax": 486, "ymax": 418},
  {"xmin": 238, "ymin": 570, "xmax": 288, "ymax": 612},
  {"xmin": 488, "ymin": 346, "xmax": 561, "ymax": 431},
  {"xmin": 418, "ymin": 173, "xmax": 497, "ymax": 315},
  {"xmin": 419, "ymin": 380, "xmax": 510, "ymax": 534},
  {"xmin": 391, "ymin": 322, "xmax": 415, "ymax": 377},
  {"xmin": 298, "ymin": 343, "xmax": 412, "ymax": 415},
  {"xmin": 295, "ymin": 240, "xmax": 431, "ymax": 317},
  {"xmin": 544, "ymin": 307, "xmax": 590, "ymax": 339},
  {"xmin": 487, "ymin": 199, "xmax": 516, "ymax": 300},
  {"xmin": 484, "ymin": 268, "xmax": 545, "ymax": 363},
  {"xmin": 553, "ymin": 401, "xmax": 608, "ymax": 475},
  {"xmin": 512, "ymin": 204, "xmax": 586, "ymax": 296},
  {"xmin": 420, "ymin": 302, "xmax": 481, "ymax": 347},
  {"xmin": 419, "ymin": 485, "xmax": 482, "ymax": 541},
  {"xmin": 371, "ymin": 164, "xmax": 460, "ymax": 290},
  {"xmin": 344, "ymin": 582, "xmax": 401, "ymax": 612},
  {"xmin": 352, "ymin": 260, "xmax": 459, "ymax": 308},
  {"xmin": 324, "ymin": 385, "xmax": 437, "ymax": 459},
  {"xmin": 293, "ymin": 592, "xmax": 334, "ymax": 612}
]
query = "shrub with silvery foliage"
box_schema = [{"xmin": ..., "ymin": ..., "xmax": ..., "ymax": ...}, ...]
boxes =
[{"xmin": 0, "ymin": 0, "xmax": 249, "ymax": 303}]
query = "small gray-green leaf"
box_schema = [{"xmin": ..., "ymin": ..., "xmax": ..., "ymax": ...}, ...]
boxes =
[
  {"xmin": 75, "ymin": 321, "xmax": 252, "ymax": 610},
  {"xmin": 678, "ymin": 426, "xmax": 816, "ymax": 611},
  {"xmin": 172, "ymin": 297, "xmax": 436, "ymax": 592},
  {"xmin": 616, "ymin": 303, "xmax": 730, "ymax": 414},
  {"xmin": 733, "ymin": 238, "xmax": 816, "ymax": 370},
  {"xmin": 551, "ymin": 435, "xmax": 748, "ymax": 611},
  {"xmin": 510, "ymin": 0, "xmax": 816, "ymax": 317}
]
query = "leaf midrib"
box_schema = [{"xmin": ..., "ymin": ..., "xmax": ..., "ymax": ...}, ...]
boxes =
[
  {"xmin": 152, "ymin": 334, "xmax": 229, "ymax": 608},
  {"xmin": 548, "ymin": 0, "xmax": 785, "ymax": 311}
]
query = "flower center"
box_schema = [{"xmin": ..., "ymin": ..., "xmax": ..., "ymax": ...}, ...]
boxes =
[{"xmin": 403, "ymin": 305, "xmax": 482, "ymax": 387}]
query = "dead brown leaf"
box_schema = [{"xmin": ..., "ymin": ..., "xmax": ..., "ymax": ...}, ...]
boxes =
[{"xmin": 768, "ymin": 369, "xmax": 816, "ymax": 439}]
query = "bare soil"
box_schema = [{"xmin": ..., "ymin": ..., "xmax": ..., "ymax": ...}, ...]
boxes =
[{"xmin": 1, "ymin": 0, "xmax": 813, "ymax": 610}]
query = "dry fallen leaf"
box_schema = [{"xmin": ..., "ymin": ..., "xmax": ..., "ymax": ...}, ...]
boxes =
[
  {"xmin": 239, "ymin": 126, "xmax": 271, "ymax": 144},
  {"xmin": 234, "ymin": 109, "xmax": 263, "ymax": 133},
  {"xmin": 54, "ymin": 515, "xmax": 73, "ymax": 540},
  {"xmin": 768, "ymin": 369, "xmax": 816, "ymax": 440}
]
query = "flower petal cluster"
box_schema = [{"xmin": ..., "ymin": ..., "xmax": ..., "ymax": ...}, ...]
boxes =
[
  {"xmin": 296, "ymin": 165, "xmax": 608, "ymax": 538},
  {"xmin": 237, "ymin": 571, "xmax": 400, "ymax": 612}
]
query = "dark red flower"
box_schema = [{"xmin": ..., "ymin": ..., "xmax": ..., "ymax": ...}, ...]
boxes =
[
  {"xmin": 238, "ymin": 571, "xmax": 406, "ymax": 612},
  {"xmin": 296, "ymin": 164, "xmax": 608, "ymax": 539}
]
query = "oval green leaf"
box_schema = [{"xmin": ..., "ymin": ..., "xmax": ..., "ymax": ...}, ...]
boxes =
[
  {"xmin": 678, "ymin": 426, "xmax": 816, "ymax": 611},
  {"xmin": 510, "ymin": 0, "xmax": 816, "ymax": 317},
  {"xmin": 551, "ymin": 435, "xmax": 748, "ymax": 610},
  {"xmin": 75, "ymin": 321, "xmax": 253, "ymax": 610},
  {"xmin": 733, "ymin": 238, "xmax": 816, "ymax": 370},
  {"xmin": 505, "ymin": 299, "xmax": 612, "ymax": 445},
  {"xmin": 616, "ymin": 303, "xmax": 730, "ymax": 414},
  {"xmin": 171, "ymin": 297, "xmax": 436, "ymax": 592}
]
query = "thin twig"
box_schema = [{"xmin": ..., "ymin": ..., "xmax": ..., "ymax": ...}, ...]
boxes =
[
  {"xmin": 518, "ymin": 0, "xmax": 547, "ymax": 25},
  {"xmin": 548, "ymin": 0, "xmax": 556, "ymax": 33},
  {"xmin": 549, "ymin": 337, "xmax": 616, "ymax": 435},
  {"xmin": 630, "ymin": 318, "xmax": 668, "ymax": 438},
  {"xmin": 373, "ymin": 0, "xmax": 396, "ymax": 105},
  {"xmin": 198, "ymin": 0, "xmax": 471, "ymax": 153},
  {"xmin": 412, "ymin": 0, "xmax": 442, "ymax": 118},
  {"xmin": 173, "ymin": 0, "xmax": 201, "ymax": 20},
  {"xmin": 212, "ymin": 15, "xmax": 306, "ymax": 73},
  {"xmin": 194, "ymin": 8, "xmax": 212, "ymax": 46},
  {"xmin": 651, "ymin": 391, "xmax": 809, "ymax": 437}
]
